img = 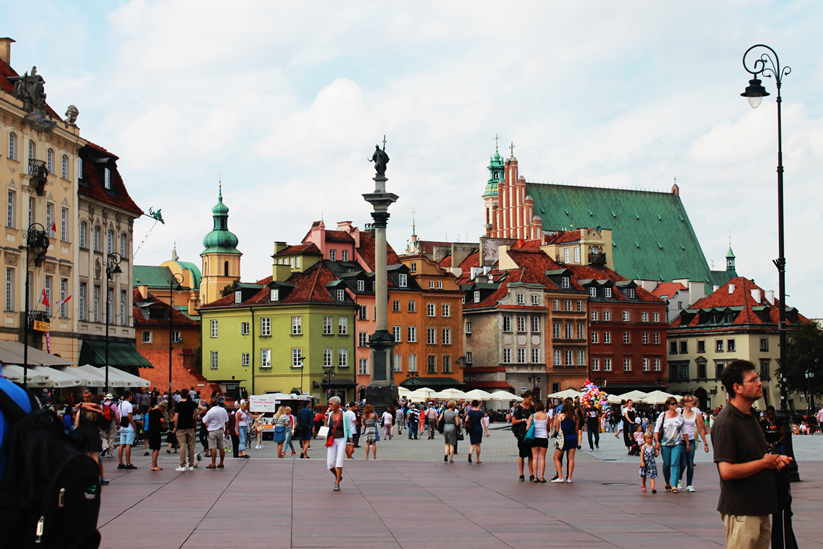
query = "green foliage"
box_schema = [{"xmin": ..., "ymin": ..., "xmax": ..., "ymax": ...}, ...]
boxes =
[
  {"xmin": 783, "ymin": 321, "xmax": 823, "ymax": 399},
  {"xmin": 220, "ymin": 279, "xmax": 240, "ymax": 297}
]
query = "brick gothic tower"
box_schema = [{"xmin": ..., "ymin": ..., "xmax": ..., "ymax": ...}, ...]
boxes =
[{"xmin": 483, "ymin": 145, "xmax": 542, "ymax": 240}]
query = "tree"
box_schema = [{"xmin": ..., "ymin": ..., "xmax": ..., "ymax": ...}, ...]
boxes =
[
  {"xmin": 220, "ymin": 279, "xmax": 239, "ymax": 297},
  {"xmin": 783, "ymin": 321, "xmax": 823, "ymax": 400}
]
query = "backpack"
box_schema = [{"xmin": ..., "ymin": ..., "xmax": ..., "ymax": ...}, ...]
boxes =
[
  {"xmin": 0, "ymin": 384, "xmax": 101, "ymax": 549},
  {"xmin": 101, "ymin": 402, "xmax": 114, "ymax": 422}
]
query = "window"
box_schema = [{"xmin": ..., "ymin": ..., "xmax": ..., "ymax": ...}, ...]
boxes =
[
  {"xmin": 429, "ymin": 281, "xmax": 434, "ymax": 289},
  {"xmin": 653, "ymin": 333, "xmax": 660, "ymax": 345},
  {"xmin": 8, "ymin": 132, "xmax": 17, "ymax": 160},
  {"xmin": 107, "ymin": 229, "xmax": 114, "ymax": 255},
  {"xmin": 408, "ymin": 300, "xmax": 416, "ymax": 313},
  {"xmin": 242, "ymin": 353, "xmax": 250, "ymax": 367},
  {"xmin": 622, "ymin": 311, "xmax": 630, "ymax": 322},
  {"xmin": 517, "ymin": 348, "xmax": 526, "ymax": 363},
  {"xmin": 442, "ymin": 355, "xmax": 451, "ymax": 373},
  {"xmin": 574, "ymin": 247, "xmax": 581, "ymax": 263},
  {"xmin": 760, "ymin": 338, "xmax": 769, "ymax": 352},
  {"xmin": 61, "ymin": 155, "xmax": 69, "ymax": 180},
  {"xmin": 292, "ymin": 348, "xmax": 303, "ymax": 367},
  {"xmin": 592, "ymin": 358, "xmax": 600, "ymax": 371},
  {"xmin": 393, "ymin": 354, "xmax": 402, "ymax": 372},
  {"xmin": 517, "ymin": 316, "xmax": 526, "ymax": 333},
  {"xmin": 261, "ymin": 349, "xmax": 272, "ymax": 369},
  {"xmin": 398, "ymin": 274, "xmax": 407, "ymax": 288},
  {"xmin": 359, "ymin": 358, "xmax": 369, "ymax": 375},
  {"xmin": 577, "ymin": 300, "xmax": 584, "ymax": 312},
  {"xmin": 553, "ymin": 323, "xmax": 560, "ymax": 339},
  {"xmin": 604, "ymin": 332, "xmax": 611, "ymax": 344},
  {"xmin": 590, "ymin": 310, "xmax": 599, "ymax": 321},
  {"xmin": 4, "ymin": 268, "xmax": 12, "ymax": 311},
  {"xmin": 427, "ymin": 328, "xmax": 436, "ymax": 345},
  {"xmin": 104, "ymin": 168, "xmax": 111, "ymax": 189},
  {"xmin": 591, "ymin": 332, "xmax": 599, "ymax": 344},
  {"xmin": 578, "ymin": 350, "xmax": 586, "ymax": 366},
  {"xmin": 503, "ymin": 348, "xmax": 511, "ymax": 364},
  {"xmin": 474, "ymin": 291, "xmax": 480, "ymax": 303},
  {"xmin": 428, "ymin": 355, "xmax": 437, "ymax": 373},
  {"xmin": 565, "ymin": 323, "xmax": 572, "ymax": 339},
  {"xmin": 603, "ymin": 310, "xmax": 611, "ymax": 321},
  {"xmin": 626, "ymin": 288, "xmax": 636, "ymax": 299},
  {"xmin": 234, "ymin": 290, "xmax": 242, "ymax": 304},
  {"xmin": 503, "ymin": 316, "xmax": 512, "ymax": 332},
  {"xmin": 408, "ymin": 354, "xmax": 417, "ymax": 372},
  {"xmin": 93, "ymin": 285, "xmax": 100, "ymax": 322},
  {"xmin": 566, "ymin": 350, "xmax": 573, "ymax": 366},
  {"xmin": 210, "ymin": 319, "xmax": 219, "ymax": 338},
  {"xmin": 291, "ymin": 316, "xmax": 301, "ymax": 335},
  {"xmin": 553, "ymin": 300, "xmax": 560, "ymax": 311},
  {"xmin": 654, "ymin": 359, "xmax": 661, "ymax": 372},
  {"xmin": 589, "ymin": 287, "xmax": 597, "ymax": 298},
  {"xmin": 727, "ymin": 339, "xmax": 736, "ymax": 352},
  {"xmin": 427, "ymin": 303, "xmax": 435, "ymax": 317},
  {"xmin": 561, "ymin": 277, "xmax": 570, "ymax": 289},
  {"xmin": 409, "ymin": 262, "xmax": 417, "ymax": 273},
  {"xmin": 336, "ymin": 289, "xmax": 345, "ymax": 301},
  {"xmin": 517, "ymin": 293, "xmax": 524, "ymax": 304},
  {"xmin": 237, "ymin": 322, "xmax": 248, "ymax": 336},
  {"xmin": 78, "ymin": 157, "xmax": 83, "ymax": 178},
  {"xmin": 760, "ymin": 360, "xmax": 771, "ymax": 380},
  {"xmin": 715, "ymin": 362, "xmax": 725, "ymax": 379},
  {"xmin": 442, "ymin": 304, "xmax": 450, "ymax": 317},
  {"xmin": 329, "ymin": 249, "xmax": 336, "ymax": 261},
  {"xmin": 642, "ymin": 332, "xmax": 649, "ymax": 344},
  {"xmin": 532, "ymin": 348, "xmax": 540, "ymax": 363},
  {"xmin": 624, "ymin": 358, "xmax": 632, "ymax": 371},
  {"xmin": 120, "ymin": 233, "xmax": 127, "ymax": 257},
  {"xmin": 442, "ymin": 328, "xmax": 451, "ymax": 345},
  {"xmin": 531, "ymin": 295, "xmax": 539, "ymax": 305},
  {"xmin": 61, "ymin": 208, "xmax": 68, "ymax": 241},
  {"xmin": 679, "ymin": 341, "xmax": 687, "ymax": 353},
  {"xmin": 392, "ymin": 300, "xmax": 400, "ymax": 312},
  {"xmin": 6, "ymin": 190, "xmax": 15, "ymax": 228},
  {"xmin": 653, "ymin": 312, "xmax": 660, "ymax": 322},
  {"xmin": 643, "ymin": 358, "xmax": 650, "ymax": 371},
  {"xmin": 79, "ymin": 221, "xmax": 87, "ymax": 248},
  {"xmin": 79, "ymin": 283, "xmax": 86, "ymax": 320},
  {"xmin": 697, "ymin": 340, "xmax": 705, "ymax": 353},
  {"xmin": 466, "ymin": 352, "xmax": 473, "ymax": 365},
  {"xmin": 60, "ymin": 278, "xmax": 69, "ymax": 318},
  {"xmin": 341, "ymin": 250, "xmax": 349, "ymax": 262},
  {"xmin": 641, "ymin": 312, "xmax": 648, "ymax": 322},
  {"xmin": 47, "ymin": 148, "xmax": 54, "ymax": 174},
  {"xmin": 338, "ymin": 317, "xmax": 348, "ymax": 335},
  {"xmin": 142, "ymin": 331, "xmax": 152, "ymax": 344},
  {"xmin": 437, "ymin": 281, "xmax": 442, "ymax": 290},
  {"xmin": 531, "ymin": 317, "xmax": 540, "ymax": 332},
  {"xmin": 210, "ymin": 351, "xmax": 218, "ymax": 370},
  {"xmin": 46, "ymin": 204, "xmax": 53, "ymax": 236},
  {"xmin": 392, "ymin": 326, "xmax": 401, "ymax": 342},
  {"xmin": 605, "ymin": 288, "xmax": 612, "ymax": 298},
  {"xmin": 577, "ymin": 323, "xmax": 584, "ymax": 340},
  {"xmin": 407, "ymin": 326, "xmax": 417, "ymax": 342},
  {"xmin": 565, "ymin": 300, "xmax": 572, "ymax": 312},
  {"xmin": 564, "ymin": 248, "xmax": 571, "ymax": 263},
  {"xmin": 93, "ymin": 226, "xmax": 100, "ymax": 252},
  {"xmin": 604, "ymin": 358, "xmax": 612, "ymax": 371},
  {"xmin": 357, "ymin": 280, "xmax": 364, "ymax": 292},
  {"xmin": 323, "ymin": 348, "xmax": 333, "ymax": 367},
  {"xmin": 554, "ymin": 350, "xmax": 561, "ymax": 365},
  {"xmin": 465, "ymin": 321, "xmax": 472, "ymax": 335}
]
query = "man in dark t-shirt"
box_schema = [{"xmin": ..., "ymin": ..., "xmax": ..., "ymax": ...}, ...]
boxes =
[
  {"xmin": 512, "ymin": 391, "xmax": 535, "ymax": 482},
  {"xmin": 713, "ymin": 361, "xmax": 791, "ymax": 549},
  {"xmin": 760, "ymin": 405, "xmax": 785, "ymax": 455},
  {"xmin": 173, "ymin": 389, "xmax": 206, "ymax": 471}
]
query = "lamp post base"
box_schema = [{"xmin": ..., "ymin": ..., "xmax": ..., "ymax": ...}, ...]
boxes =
[
  {"xmin": 776, "ymin": 408, "xmax": 801, "ymax": 482},
  {"xmin": 365, "ymin": 384, "xmax": 398, "ymax": 418}
]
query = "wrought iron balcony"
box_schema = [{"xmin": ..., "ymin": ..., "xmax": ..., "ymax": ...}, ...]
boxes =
[
  {"xmin": 27, "ymin": 310, "xmax": 50, "ymax": 330},
  {"xmin": 588, "ymin": 251, "xmax": 606, "ymax": 266},
  {"xmin": 28, "ymin": 159, "xmax": 48, "ymax": 195}
]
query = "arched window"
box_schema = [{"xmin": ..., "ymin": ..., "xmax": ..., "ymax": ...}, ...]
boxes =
[
  {"xmin": 93, "ymin": 226, "xmax": 100, "ymax": 252},
  {"xmin": 224, "ymin": 261, "xmax": 229, "ymax": 277},
  {"xmin": 28, "ymin": 140, "xmax": 35, "ymax": 162},
  {"xmin": 61, "ymin": 155, "xmax": 69, "ymax": 179},
  {"xmin": 120, "ymin": 233, "xmax": 127, "ymax": 257},
  {"xmin": 8, "ymin": 132, "xmax": 17, "ymax": 160},
  {"xmin": 79, "ymin": 221, "xmax": 87, "ymax": 248},
  {"xmin": 47, "ymin": 149, "xmax": 54, "ymax": 174},
  {"xmin": 107, "ymin": 229, "xmax": 114, "ymax": 254}
]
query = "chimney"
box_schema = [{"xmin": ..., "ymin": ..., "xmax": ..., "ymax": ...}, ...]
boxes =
[
  {"xmin": 765, "ymin": 290, "xmax": 774, "ymax": 304},
  {"xmin": 273, "ymin": 241, "xmax": 288, "ymax": 255},
  {"xmin": 137, "ymin": 285, "xmax": 149, "ymax": 300},
  {"xmin": 750, "ymin": 289, "xmax": 761, "ymax": 303},
  {"xmin": 0, "ymin": 38, "xmax": 14, "ymax": 65}
]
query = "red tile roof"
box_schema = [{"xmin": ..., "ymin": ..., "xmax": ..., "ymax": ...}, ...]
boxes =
[
  {"xmin": 512, "ymin": 239, "xmax": 543, "ymax": 249},
  {"xmin": 357, "ymin": 231, "xmax": 401, "ymax": 271},
  {"xmin": 133, "ymin": 289, "xmax": 199, "ymax": 326},
  {"xmin": 0, "ymin": 59, "xmax": 61, "ymax": 119},
  {"xmin": 324, "ymin": 230, "xmax": 355, "ymax": 243},
  {"xmin": 652, "ymin": 282, "xmax": 687, "ymax": 299},
  {"xmin": 439, "ymin": 255, "xmax": 452, "ymax": 268},
  {"xmin": 543, "ymin": 231, "xmax": 584, "ymax": 244},
  {"xmin": 79, "ymin": 143, "xmax": 143, "ymax": 216},
  {"xmin": 274, "ymin": 243, "xmax": 322, "ymax": 256}
]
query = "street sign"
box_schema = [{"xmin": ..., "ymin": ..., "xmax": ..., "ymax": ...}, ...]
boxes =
[
  {"xmin": 249, "ymin": 394, "xmax": 278, "ymax": 413},
  {"xmin": 520, "ymin": 386, "xmax": 528, "ymax": 392}
]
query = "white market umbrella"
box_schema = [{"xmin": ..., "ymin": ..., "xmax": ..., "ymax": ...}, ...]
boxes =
[
  {"xmin": 31, "ymin": 366, "xmax": 84, "ymax": 388},
  {"xmin": 607, "ymin": 393, "xmax": 624, "ymax": 404},
  {"xmin": 406, "ymin": 387, "xmax": 435, "ymax": 402},
  {"xmin": 488, "ymin": 390, "xmax": 524, "ymax": 402},
  {"xmin": 433, "ymin": 388, "xmax": 467, "ymax": 400},
  {"xmin": 547, "ymin": 388, "xmax": 582, "ymax": 399},
  {"xmin": 640, "ymin": 390, "xmax": 677, "ymax": 405},
  {"xmin": 463, "ymin": 389, "xmax": 493, "ymax": 401},
  {"xmin": 0, "ymin": 364, "xmax": 50, "ymax": 387},
  {"xmin": 614, "ymin": 390, "xmax": 648, "ymax": 404},
  {"xmin": 397, "ymin": 386, "xmax": 411, "ymax": 395}
]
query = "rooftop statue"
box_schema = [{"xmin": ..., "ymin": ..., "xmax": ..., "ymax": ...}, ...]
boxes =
[{"xmin": 12, "ymin": 66, "xmax": 48, "ymax": 115}]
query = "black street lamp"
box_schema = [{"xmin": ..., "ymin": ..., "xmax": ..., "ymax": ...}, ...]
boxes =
[
  {"xmin": 105, "ymin": 253, "xmax": 122, "ymax": 393},
  {"xmin": 22, "ymin": 223, "xmax": 49, "ymax": 389},
  {"xmin": 323, "ymin": 367, "xmax": 336, "ymax": 401},
  {"xmin": 805, "ymin": 369, "xmax": 815, "ymax": 416},
  {"xmin": 168, "ymin": 273, "xmax": 184, "ymax": 402},
  {"xmin": 406, "ymin": 372, "xmax": 420, "ymax": 386},
  {"xmin": 528, "ymin": 375, "xmax": 541, "ymax": 397},
  {"xmin": 741, "ymin": 44, "xmax": 798, "ymax": 481},
  {"xmin": 593, "ymin": 376, "xmax": 606, "ymax": 389}
]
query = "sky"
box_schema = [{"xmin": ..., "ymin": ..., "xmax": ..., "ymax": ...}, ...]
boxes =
[{"xmin": 4, "ymin": 0, "xmax": 823, "ymax": 316}]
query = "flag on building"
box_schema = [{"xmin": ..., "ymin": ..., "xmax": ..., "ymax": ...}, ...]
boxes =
[{"xmin": 39, "ymin": 287, "xmax": 49, "ymax": 308}]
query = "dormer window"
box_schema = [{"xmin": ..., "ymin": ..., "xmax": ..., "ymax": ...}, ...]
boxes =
[
  {"xmin": 517, "ymin": 293, "xmax": 524, "ymax": 304},
  {"xmin": 589, "ymin": 287, "xmax": 597, "ymax": 297},
  {"xmin": 357, "ymin": 280, "xmax": 364, "ymax": 292},
  {"xmin": 473, "ymin": 291, "xmax": 480, "ymax": 303},
  {"xmin": 234, "ymin": 291, "xmax": 242, "ymax": 304},
  {"xmin": 626, "ymin": 288, "xmax": 636, "ymax": 299},
  {"xmin": 398, "ymin": 274, "xmax": 407, "ymax": 288},
  {"xmin": 605, "ymin": 287, "xmax": 612, "ymax": 298},
  {"xmin": 104, "ymin": 168, "xmax": 111, "ymax": 189},
  {"xmin": 271, "ymin": 289, "xmax": 279, "ymax": 302},
  {"xmin": 295, "ymin": 256, "xmax": 301, "ymax": 268},
  {"xmin": 561, "ymin": 277, "xmax": 570, "ymax": 289},
  {"xmin": 337, "ymin": 289, "xmax": 345, "ymax": 301}
]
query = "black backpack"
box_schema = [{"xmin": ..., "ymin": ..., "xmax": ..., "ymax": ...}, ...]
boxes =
[{"xmin": 0, "ymin": 387, "xmax": 101, "ymax": 549}]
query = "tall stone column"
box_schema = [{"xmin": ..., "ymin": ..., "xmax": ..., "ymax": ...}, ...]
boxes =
[{"xmin": 363, "ymin": 142, "xmax": 398, "ymax": 413}]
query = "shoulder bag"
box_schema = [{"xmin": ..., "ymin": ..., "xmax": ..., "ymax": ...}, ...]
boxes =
[
  {"xmin": 553, "ymin": 415, "xmax": 565, "ymax": 450},
  {"xmin": 324, "ymin": 413, "xmax": 342, "ymax": 447},
  {"xmin": 524, "ymin": 414, "xmax": 536, "ymax": 442}
]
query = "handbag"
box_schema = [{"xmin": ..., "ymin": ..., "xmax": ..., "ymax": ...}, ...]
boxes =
[
  {"xmin": 324, "ymin": 413, "xmax": 343, "ymax": 447},
  {"xmin": 524, "ymin": 414, "xmax": 536, "ymax": 442},
  {"xmin": 437, "ymin": 415, "xmax": 445, "ymax": 434},
  {"xmin": 317, "ymin": 425, "xmax": 330, "ymax": 439},
  {"xmin": 552, "ymin": 417, "xmax": 565, "ymax": 450}
]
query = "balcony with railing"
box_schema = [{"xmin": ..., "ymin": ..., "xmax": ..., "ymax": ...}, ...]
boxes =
[
  {"xmin": 28, "ymin": 159, "xmax": 48, "ymax": 195},
  {"xmin": 588, "ymin": 251, "xmax": 606, "ymax": 266}
]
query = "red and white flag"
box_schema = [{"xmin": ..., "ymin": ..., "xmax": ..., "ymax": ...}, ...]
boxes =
[
  {"xmin": 55, "ymin": 293, "xmax": 73, "ymax": 308},
  {"xmin": 49, "ymin": 221, "xmax": 57, "ymax": 233},
  {"xmin": 39, "ymin": 287, "xmax": 50, "ymax": 308}
]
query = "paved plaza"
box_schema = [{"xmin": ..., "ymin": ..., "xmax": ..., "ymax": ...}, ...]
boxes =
[{"xmin": 97, "ymin": 429, "xmax": 822, "ymax": 548}]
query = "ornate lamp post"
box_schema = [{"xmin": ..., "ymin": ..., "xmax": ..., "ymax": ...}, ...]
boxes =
[
  {"xmin": 805, "ymin": 369, "xmax": 815, "ymax": 416},
  {"xmin": 740, "ymin": 44, "xmax": 798, "ymax": 481},
  {"xmin": 105, "ymin": 253, "xmax": 122, "ymax": 393},
  {"xmin": 323, "ymin": 367, "xmax": 336, "ymax": 400},
  {"xmin": 168, "ymin": 273, "xmax": 184, "ymax": 401},
  {"xmin": 22, "ymin": 223, "xmax": 49, "ymax": 389}
]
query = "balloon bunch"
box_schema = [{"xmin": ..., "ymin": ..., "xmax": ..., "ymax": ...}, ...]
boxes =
[{"xmin": 580, "ymin": 379, "xmax": 609, "ymax": 413}]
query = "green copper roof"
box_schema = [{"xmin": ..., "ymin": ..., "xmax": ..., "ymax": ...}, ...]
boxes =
[
  {"xmin": 726, "ymin": 245, "xmax": 735, "ymax": 259},
  {"xmin": 133, "ymin": 266, "xmax": 175, "ymax": 288},
  {"xmin": 483, "ymin": 148, "xmax": 505, "ymax": 198},
  {"xmin": 172, "ymin": 261, "xmax": 201, "ymax": 289},
  {"xmin": 201, "ymin": 186, "xmax": 241, "ymax": 255},
  {"xmin": 525, "ymin": 183, "xmax": 715, "ymax": 284}
]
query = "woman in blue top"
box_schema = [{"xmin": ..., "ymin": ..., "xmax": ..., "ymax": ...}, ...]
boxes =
[
  {"xmin": 466, "ymin": 400, "xmax": 488, "ymax": 464},
  {"xmin": 551, "ymin": 399, "xmax": 579, "ymax": 483}
]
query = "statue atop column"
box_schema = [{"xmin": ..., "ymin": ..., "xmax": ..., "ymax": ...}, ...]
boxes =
[{"xmin": 369, "ymin": 142, "xmax": 389, "ymax": 179}]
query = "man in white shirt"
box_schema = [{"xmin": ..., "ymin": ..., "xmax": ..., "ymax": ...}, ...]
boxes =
[
  {"xmin": 117, "ymin": 391, "xmax": 137, "ymax": 470},
  {"xmin": 344, "ymin": 404, "xmax": 357, "ymax": 459},
  {"xmin": 202, "ymin": 400, "xmax": 229, "ymax": 468}
]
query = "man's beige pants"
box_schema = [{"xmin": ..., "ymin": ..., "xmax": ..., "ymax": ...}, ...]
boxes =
[
  {"xmin": 721, "ymin": 514, "xmax": 770, "ymax": 549},
  {"xmin": 176, "ymin": 428, "xmax": 196, "ymax": 467}
]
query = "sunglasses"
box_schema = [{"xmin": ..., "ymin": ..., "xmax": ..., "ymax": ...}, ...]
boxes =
[{"xmin": 667, "ymin": 402, "xmax": 677, "ymax": 406}]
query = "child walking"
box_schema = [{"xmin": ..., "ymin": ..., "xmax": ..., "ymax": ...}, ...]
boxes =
[{"xmin": 639, "ymin": 431, "xmax": 659, "ymax": 493}]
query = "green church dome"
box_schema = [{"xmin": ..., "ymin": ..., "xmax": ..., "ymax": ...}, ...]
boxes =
[{"xmin": 201, "ymin": 186, "xmax": 241, "ymax": 255}]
